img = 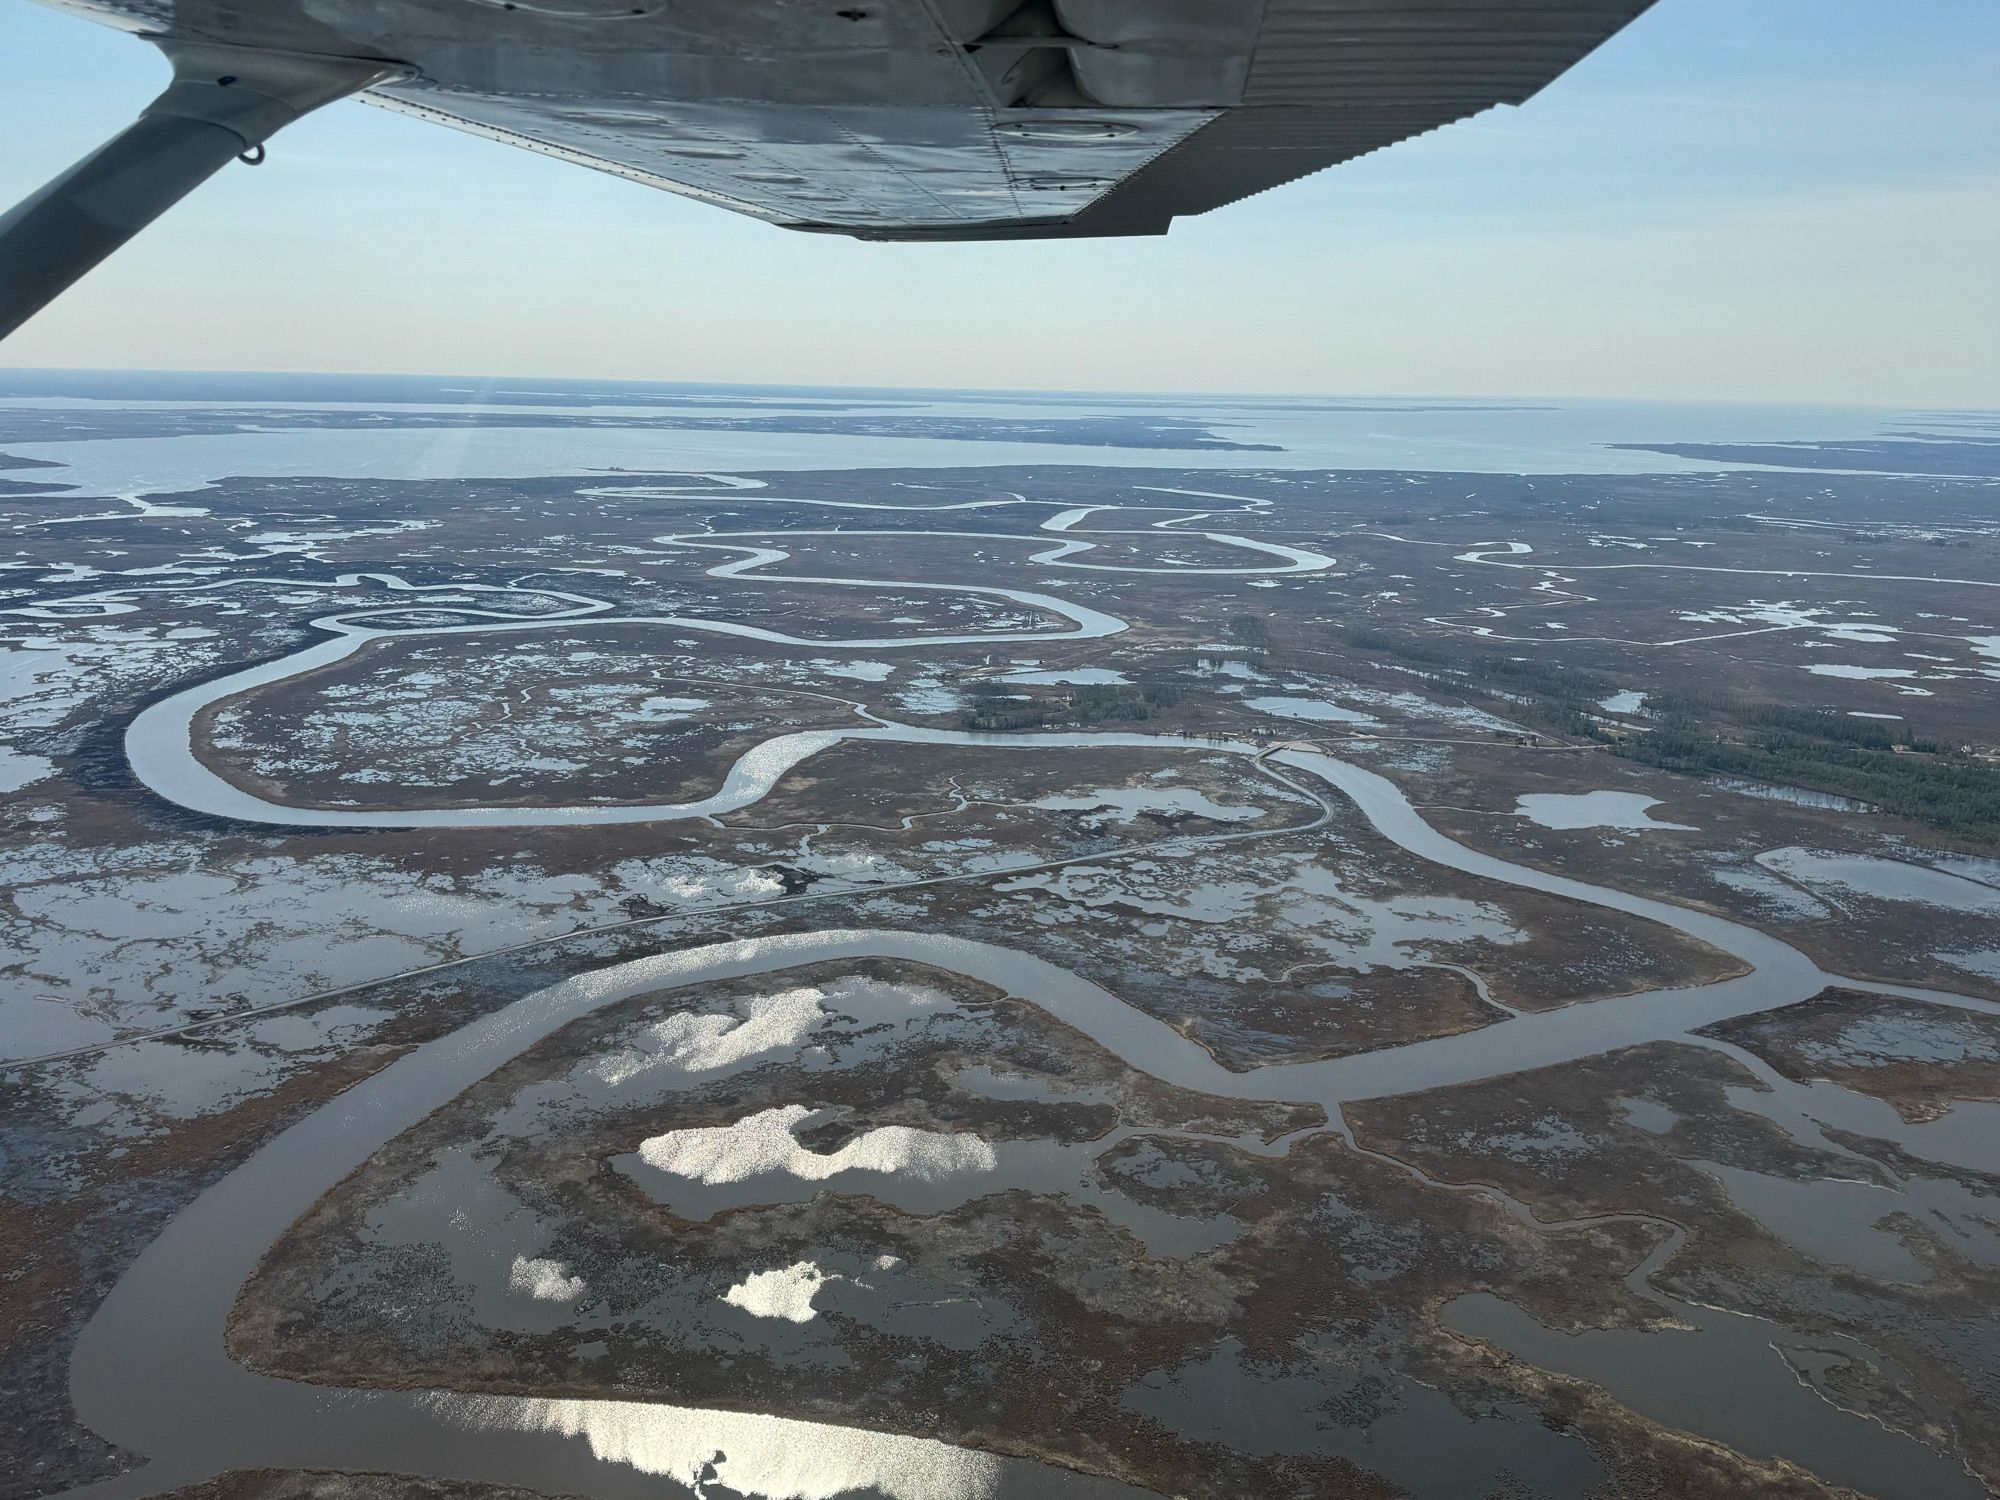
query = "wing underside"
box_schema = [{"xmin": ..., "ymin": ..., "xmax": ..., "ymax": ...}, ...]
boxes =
[{"xmin": 45, "ymin": 0, "xmax": 1655, "ymax": 240}]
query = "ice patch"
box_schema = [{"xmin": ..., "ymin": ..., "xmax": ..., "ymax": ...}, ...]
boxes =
[
  {"xmin": 723, "ymin": 1261, "xmax": 829, "ymax": 1323},
  {"xmin": 510, "ymin": 1255, "xmax": 587, "ymax": 1304},
  {"xmin": 637, "ymin": 1105, "xmax": 998, "ymax": 1186},
  {"xmin": 591, "ymin": 986, "xmax": 826, "ymax": 1088}
]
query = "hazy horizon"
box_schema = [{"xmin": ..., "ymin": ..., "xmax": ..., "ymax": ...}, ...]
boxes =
[{"xmin": 0, "ymin": 366, "xmax": 1982, "ymax": 417}]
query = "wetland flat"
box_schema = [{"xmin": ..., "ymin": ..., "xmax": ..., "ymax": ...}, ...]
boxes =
[{"xmin": 4, "ymin": 379, "xmax": 2000, "ymax": 1500}]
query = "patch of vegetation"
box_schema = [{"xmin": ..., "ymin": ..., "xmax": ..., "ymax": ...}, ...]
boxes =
[
  {"xmin": 1226, "ymin": 614, "xmax": 1272, "ymax": 653},
  {"xmin": 1329, "ymin": 626, "xmax": 2000, "ymax": 841},
  {"xmin": 1611, "ymin": 700, "xmax": 1999, "ymax": 840},
  {"xmin": 959, "ymin": 677, "xmax": 1185, "ymax": 732},
  {"xmin": 1327, "ymin": 626, "xmax": 1613, "ymax": 739}
]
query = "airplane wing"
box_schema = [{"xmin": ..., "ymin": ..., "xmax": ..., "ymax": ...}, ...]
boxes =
[{"xmin": 3, "ymin": 0, "xmax": 1656, "ymax": 334}]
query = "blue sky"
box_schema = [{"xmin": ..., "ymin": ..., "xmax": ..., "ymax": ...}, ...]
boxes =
[{"xmin": 2, "ymin": 0, "xmax": 1996, "ymax": 404}]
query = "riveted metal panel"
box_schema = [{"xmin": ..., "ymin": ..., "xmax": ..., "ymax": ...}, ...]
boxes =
[{"xmin": 37, "ymin": 0, "xmax": 1655, "ymax": 239}]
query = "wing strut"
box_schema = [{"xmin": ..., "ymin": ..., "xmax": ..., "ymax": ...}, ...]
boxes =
[{"xmin": 0, "ymin": 39, "xmax": 406, "ymax": 341}]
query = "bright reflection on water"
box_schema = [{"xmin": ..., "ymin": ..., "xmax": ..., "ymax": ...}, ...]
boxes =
[{"xmin": 428, "ymin": 1391, "xmax": 1008, "ymax": 1500}]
